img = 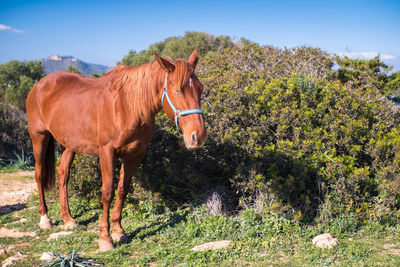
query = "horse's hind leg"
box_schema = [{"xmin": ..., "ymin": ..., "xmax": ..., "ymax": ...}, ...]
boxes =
[
  {"xmin": 57, "ymin": 148, "xmax": 76, "ymax": 229},
  {"xmin": 31, "ymin": 132, "xmax": 55, "ymax": 229}
]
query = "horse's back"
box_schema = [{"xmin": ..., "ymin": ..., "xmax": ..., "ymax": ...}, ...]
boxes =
[
  {"xmin": 28, "ymin": 71, "xmax": 101, "ymax": 124},
  {"xmin": 27, "ymin": 71, "xmax": 107, "ymax": 155},
  {"xmin": 28, "ymin": 71, "xmax": 101, "ymax": 103}
]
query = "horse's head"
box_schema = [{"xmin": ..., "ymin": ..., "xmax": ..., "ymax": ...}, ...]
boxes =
[{"xmin": 155, "ymin": 50, "xmax": 207, "ymax": 149}]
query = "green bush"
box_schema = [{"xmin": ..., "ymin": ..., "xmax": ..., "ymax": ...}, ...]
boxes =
[
  {"xmin": 118, "ymin": 31, "xmax": 244, "ymax": 66},
  {"xmin": 197, "ymin": 45, "xmax": 400, "ymax": 222},
  {"xmin": 0, "ymin": 102, "xmax": 32, "ymax": 164},
  {"xmin": 68, "ymin": 154, "xmax": 102, "ymax": 204},
  {"xmin": 0, "ymin": 60, "xmax": 44, "ymax": 111}
]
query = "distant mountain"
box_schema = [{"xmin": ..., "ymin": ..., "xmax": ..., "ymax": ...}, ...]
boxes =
[{"xmin": 41, "ymin": 55, "xmax": 111, "ymax": 76}]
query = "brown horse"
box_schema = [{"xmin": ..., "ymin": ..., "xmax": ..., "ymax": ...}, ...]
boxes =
[{"xmin": 26, "ymin": 51, "xmax": 206, "ymax": 251}]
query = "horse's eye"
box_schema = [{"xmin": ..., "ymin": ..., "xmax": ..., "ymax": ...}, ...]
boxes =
[{"xmin": 173, "ymin": 88, "xmax": 182, "ymax": 94}]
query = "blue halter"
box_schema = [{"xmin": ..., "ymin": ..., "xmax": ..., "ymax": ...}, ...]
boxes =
[{"xmin": 161, "ymin": 74, "xmax": 204, "ymax": 135}]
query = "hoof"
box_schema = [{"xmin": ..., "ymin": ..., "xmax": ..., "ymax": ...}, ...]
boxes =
[
  {"xmin": 61, "ymin": 220, "xmax": 77, "ymax": 230},
  {"xmin": 98, "ymin": 238, "xmax": 114, "ymax": 252},
  {"xmin": 39, "ymin": 215, "xmax": 52, "ymax": 229},
  {"xmin": 112, "ymin": 232, "xmax": 128, "ymax": 243}
]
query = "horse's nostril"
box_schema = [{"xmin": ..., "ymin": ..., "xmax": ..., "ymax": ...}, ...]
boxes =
[{"xmin": 191, "ymin": 132, "xmax": 198, "ymax": 145}]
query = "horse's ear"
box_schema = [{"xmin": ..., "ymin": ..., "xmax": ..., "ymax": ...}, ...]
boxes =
[
  {"xmin": 155, "ymin": 54, "xmax": 175, "ymax": 73},
  {"xmin": 188, "ymin": 50, "xmax": 198, "ymax": 68}
]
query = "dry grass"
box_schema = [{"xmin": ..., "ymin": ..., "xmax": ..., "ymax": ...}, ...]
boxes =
[{"xmin": 205, "ymin": 192, "xmax": 223, "ymax": 216}]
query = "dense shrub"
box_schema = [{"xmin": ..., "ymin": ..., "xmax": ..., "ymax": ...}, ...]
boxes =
[
  {"xmin": 68, "ymin": 154, "xmax": 102, "ymax": 203},
  {"xmin": 118, "ymin": 31, "xmax": 247, "ymax": 66},
  {"xmin": 0, "ymin": 60, "xmax": 44, "ymax": 163},
  {"xmin": 333, "ymin": 55, "xmax": 394, "ymax": 94},
  {"xmin": 196, "ymin": 45, "xmax": 400, "ymax": 222},
  {"xmin": 0, "ymin": 60, "xmax": 45, "ymax": 111},
  {"xmin": 386, "ymin": 71, "xmax": 400, "ymax": 102},
  {"xmin": 0, "ymin": 102, "xmax": 32, "ymax": 164}
]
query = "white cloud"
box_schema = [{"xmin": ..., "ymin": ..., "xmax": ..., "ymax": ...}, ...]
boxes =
[
  {"xmin": 380, "ymin": 54, "xmax": 396, "ymax": 60},
  {"xmin": 338, "ymin": 51, "xmax": 396, "ymax": 60},
  {"xmin": 0, "ymin": 24, "xmax": 12, "ymax": 30},
  {"xmin": 0, "ymin": 24, "xmax": 23, "ymax": 33}
]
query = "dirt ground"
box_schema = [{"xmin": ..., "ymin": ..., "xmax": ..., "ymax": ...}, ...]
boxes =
[{"xmin": 0, "ymin": 171, "xmax": 36, "ymax": 215}]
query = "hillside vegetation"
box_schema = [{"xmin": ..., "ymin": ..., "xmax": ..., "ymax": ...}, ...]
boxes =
[
  {"xmin": 118, "ymin": 31, "xmax": 249, "ymax": 66},
  {"xmin": 1, "ymin": 31, "xmax": 400, "ymax": 224},
  {"xmin": 1, "ymin": 31, "xmax": 400, "ymax": 266}
]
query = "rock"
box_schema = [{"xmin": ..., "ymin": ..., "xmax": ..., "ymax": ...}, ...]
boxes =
[
  {"xmin": 0, "ymin": 248, "xmax": 6, "ymax": 257},
  {"xmin": 2, "ymin": 252, "xmax": 25, "ymax": 267},
  {"xmin": 46, "ymin": 231, "xmax": 73, "ymax": 241},
  {"xmin": 0, "ymin": 228, "xmax": 36, "ymax": 238},
  {"xmin": 40, "ymin": 252, "xmax": 55, "ymax": 261},
  {"xmin": 312, "ymin": 233, "xmax": 338, "ymax": 249},
  {"xmin": 191, "ymin": 240, "xmax": 231, "ymax": 251}
]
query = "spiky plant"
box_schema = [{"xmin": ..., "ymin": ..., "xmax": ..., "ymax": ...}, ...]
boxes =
[
  {"xmin": 42, "ymin": 241, "xmax": 104, "ymax": 267},
  {"xmin": 11, "ymin": 149, "xmax": 32, "ymax": 170}
]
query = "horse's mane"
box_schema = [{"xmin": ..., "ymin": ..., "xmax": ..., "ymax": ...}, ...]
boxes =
[{"xmin": 106, "ymin": 59, "xmax": 194, "ymax": 124}]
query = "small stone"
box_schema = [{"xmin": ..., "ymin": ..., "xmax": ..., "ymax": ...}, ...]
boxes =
[
  {"xmin": 0, "ymin": 248, "xmax": 6, "ymax": 257},
  {"xmin": 2, "ymin": 252, "xmax": 25, "ymax": 267},
  {"xmin": 40, "ymin": 252, "xmax": 55, "ymax": 261},
  {"xmin": 312, "ymin": 233, "xmax": 339, "ymax": 249},
  {"xmin": 0, "ymin": 228, "xmax": 36, "ymax": 238},
  {"xmin": 191, "ymin": 240, "xmax": 231, "ymax": 251},
  {"xmin": 348, "ymin": 237, "xmax": 353, "ymax": 241}
]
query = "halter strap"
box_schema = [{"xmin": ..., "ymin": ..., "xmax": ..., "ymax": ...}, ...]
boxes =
[{"xmin": 161, "ymin": 73, "xmax": 204, "ymax": 135}]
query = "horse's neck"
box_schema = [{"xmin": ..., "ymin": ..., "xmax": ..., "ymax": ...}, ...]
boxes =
[{"xmin": 114, "ymin": 66, "xmax": 164, "ymax": 127}]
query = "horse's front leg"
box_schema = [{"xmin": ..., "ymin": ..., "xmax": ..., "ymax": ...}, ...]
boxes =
[
  {"xmin": 98, "ymin": 145, "xmax": 117, "ymax": 252},
  {"xmin": 111, "ymin": 154, "xmax": 145, "ymax": 243}
]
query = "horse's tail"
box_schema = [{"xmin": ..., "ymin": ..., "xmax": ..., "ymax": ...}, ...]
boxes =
[{"xmin": 43, "ymin": 135, "xmax": 56, "ymax": 191}]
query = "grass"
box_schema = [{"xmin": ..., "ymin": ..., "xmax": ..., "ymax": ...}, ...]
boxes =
[
  {"xmin": 0, "ymin": 170, "xmax": 399, "ymax": 266},
  {"xmin": 0, "ymin": 165, "xmax": 29, "ymax": 173},
  {"xmin": 0, "ymin": 171, "xmax": 34, "ymax": 182},
  {"xmin": 1, "ymin": 198, "xmax": 400, "ymax": 266},
  {"xmin": 0, "ymin": 150, "xmax": 33, "ymax": 173}
]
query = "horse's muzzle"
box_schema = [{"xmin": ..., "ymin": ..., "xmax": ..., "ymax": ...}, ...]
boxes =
[{"xmin": 183, "ymin": 129, "xmax": 207, "ymax": 150}]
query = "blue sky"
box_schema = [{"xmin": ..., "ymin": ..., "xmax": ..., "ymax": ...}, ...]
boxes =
[{"xmin": 1, "ymin": 0, "xmax": 399, "ymax": 69}]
